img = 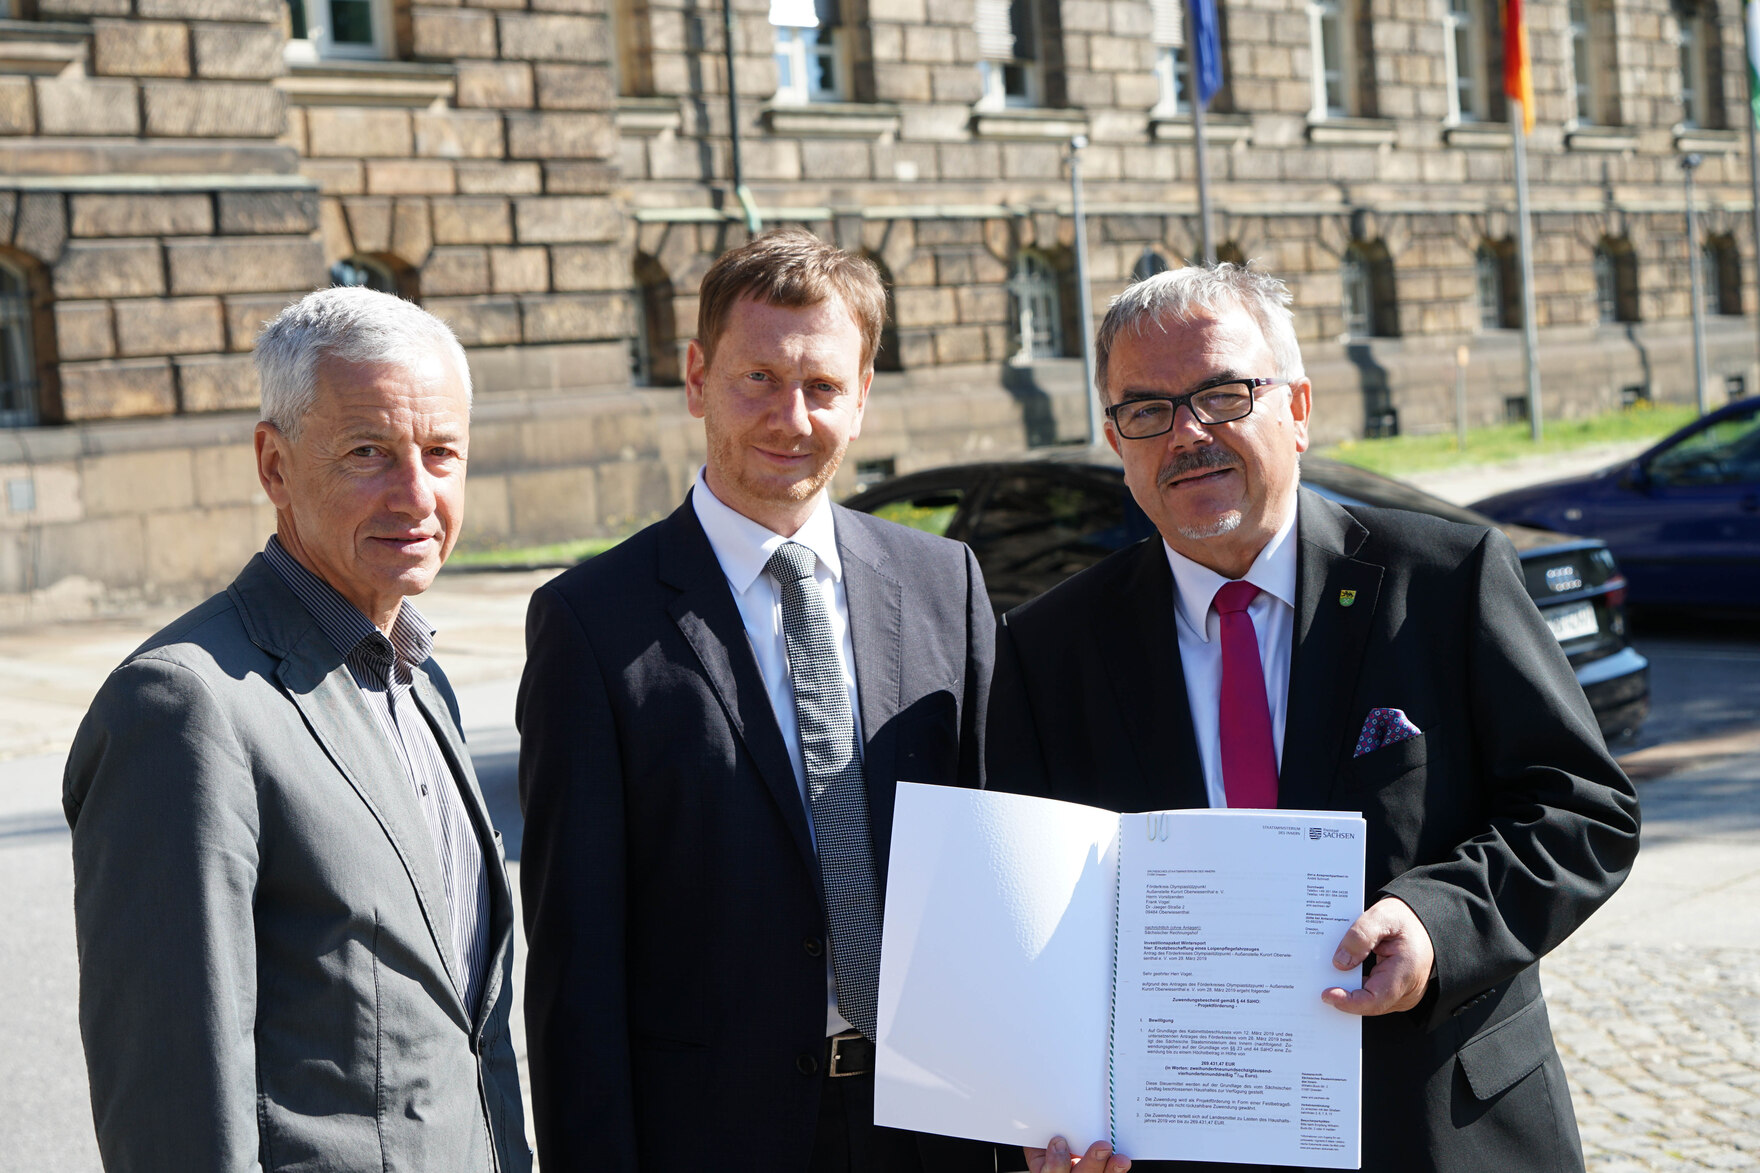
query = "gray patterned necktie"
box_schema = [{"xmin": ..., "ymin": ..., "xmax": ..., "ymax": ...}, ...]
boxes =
[{"xmin": 766, "ymin": 540, "xmax": 883, "ymax": 1039}]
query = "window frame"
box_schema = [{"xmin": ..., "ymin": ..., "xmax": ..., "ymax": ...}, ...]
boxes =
[
  {"xmin": 1006, "ymin": 250, "xmax": 1064, "ymax": 362},
  {"xmin": 1342, "ymin": 240, "xmax": 1398, "ymax": 338},
  {"xmin": 976, "ymin": 0, "xmax": 1043, "ymax": 111},
  {"xmin": 1442, "ymin": 0, "xmax": 1494, "ymax": 125},
  {"xmin": 1594, "ymin": 240, "xmax": 1640, "ymax": 324},
  {"xmin": 770, "ymin": 0, "xmax": 846, "ymax": 106},
  {"xmin": 1565, "ymin": 0, "xmax": 1595, "ymax": 125},
  {"xmin": 284, "ymin": 0, "xmax": 393, "ymax": 63},
  {"xmin": 1153, "ymin": 44, "xmax": 1188, "ymax": 115},
  {"xmin": 1675, "ymin": 1, "xmax": 1712, "ymax": 129},
  {"xmin": 1309, "ymin": 0, "xmax": 1352, "ymax": 120},
  {"xmin": 0, "ymin": 258, "xmax": 39, "ymax": 429}
]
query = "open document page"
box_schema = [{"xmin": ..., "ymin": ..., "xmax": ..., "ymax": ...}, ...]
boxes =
[
  {"xmin": 875, "ymin": 783, "xmax": 1121, "ymax": 1151},
  {"xmin": 1111, "ymin": 810, "xmax": 1365, "ymax": 1167}
]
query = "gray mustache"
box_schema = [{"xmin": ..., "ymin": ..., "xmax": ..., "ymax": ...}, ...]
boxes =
[{"xmin": 1156, "ymin": 446, "xmax": 1241, "ymax": 488}]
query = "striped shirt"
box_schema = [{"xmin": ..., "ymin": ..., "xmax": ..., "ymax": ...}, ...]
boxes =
[{"xmin": 263, "ymin": 536, "xmax": 492, "ymax": 1018}]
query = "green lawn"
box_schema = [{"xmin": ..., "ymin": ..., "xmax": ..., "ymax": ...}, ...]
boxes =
[
  {"xmin": 1319, "ymin": 402, "xmax": 1699, "ymax": 479},
  {"xmin": 445, "ymin": 535, "xmax": 628, "ymax": 570}
]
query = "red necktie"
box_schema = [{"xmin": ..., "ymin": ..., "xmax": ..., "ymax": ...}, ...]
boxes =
[{"xmin": 1214, "ymin": 580, "xmax": 1279, "ymax": 809}]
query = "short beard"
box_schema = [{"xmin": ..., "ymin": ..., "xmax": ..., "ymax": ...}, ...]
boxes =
[
  {"xmin": 709, "ymin": 425, "xmax": 845, "ymax": 506},
  {"xmin": 1157, "ymin": 446, "xmax": 1245, "ymax": 541},
  {"xmin": 1177, "ymin": 511, "xmax": 1243, "ymax": 540}
]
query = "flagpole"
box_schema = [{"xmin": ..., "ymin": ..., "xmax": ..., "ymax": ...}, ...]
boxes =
[
  {"xmin": 1185, "ymin": 0, "xmax": 1215, "ymax": 265},
  {"xmin": 1511, "ymin": 100, "xmax": 1543, "ymax": 441},
  {"xmin": 1069, "ymin": 135, "xmax": 1105, "ymax": 446}
]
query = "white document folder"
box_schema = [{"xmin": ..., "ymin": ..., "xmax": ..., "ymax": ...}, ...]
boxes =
[{"xmin": 875, "ymin": 783, "xmax": 1366, "ymax": 1168}]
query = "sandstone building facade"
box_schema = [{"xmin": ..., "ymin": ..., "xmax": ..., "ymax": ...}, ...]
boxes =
[{"xmin": 0, "ymin": 0, "xmax": 1755, "ymax": 612}]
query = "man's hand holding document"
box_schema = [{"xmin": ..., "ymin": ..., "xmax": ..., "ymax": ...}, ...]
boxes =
[{"xmin": 875, "ymin": 783, "xmax": 1368, "ymax": 1169}]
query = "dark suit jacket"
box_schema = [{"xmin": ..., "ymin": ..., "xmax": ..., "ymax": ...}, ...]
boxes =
[
  {"xmin": 987, "ymin": 489, "xmax": 1640, "ymax": 1173},
  {"xmin": 64, "ymin": 556, "xmax": 529, "ymax": 1173},
  {"xmin": 518, "ymin": 493, "xmax": 997, "ymax": 1172}
]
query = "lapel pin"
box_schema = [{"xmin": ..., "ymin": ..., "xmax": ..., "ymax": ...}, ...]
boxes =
[{"xmin": 1338, "ymin": 589, "xmax": 1357, "ymax": 608}]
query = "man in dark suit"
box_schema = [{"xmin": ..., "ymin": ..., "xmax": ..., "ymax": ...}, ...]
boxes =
[
  {"xmin": 989, "ymin": 265, "xmax": 1639, "ymax": 1173},
  {"xmin": 518, "ymin": 230, "xmax": 996, "ymax": 1172},
  {"xmin": 64, "ymin": 288, "xmax": 529, "ymax": 1172}
]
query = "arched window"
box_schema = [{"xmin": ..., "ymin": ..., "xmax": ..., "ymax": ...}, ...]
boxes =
[
  {"xmin": 1594, "ymin": 238, "xmax": 1639, "ymax": 323},
  {"xmin": 1475, "ymin": 239, "xmax": 1520, "ymax": 330},
  {"xmin": 1704, "ymin": 234, "xmax": 1741, "ymax": 316},
  {"xmin": 331, "ymin": 254, "xmax": 417, "ymax": 300},
  {"xmin": 629, "ymin": 254, "xmax": 680, "ymax": 386},
  {"xmin": 1006, "ymin": 250, "xmax": 1063, "ymax": 361},
  {"xmin": 1131, "ymin": 247, "xmax": 1170, "ymax": 282},
  {"xmin": 860, "ymin": 252, "xmax": 903, "ymax": 372},
  {"xmin": 1342, "ymin": 240, "xmax": 1398, "ymax": 337},
  {"xmin": 0, "ymin": 258, "xmax": 39, "ymax": 428}
]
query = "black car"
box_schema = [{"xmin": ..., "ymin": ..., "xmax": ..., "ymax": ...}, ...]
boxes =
[{"xmin": 844, "ymin": 450, "xmax": 1650, "ymax": 739}]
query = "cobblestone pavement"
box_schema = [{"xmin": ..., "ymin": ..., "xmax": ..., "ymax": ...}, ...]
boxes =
[
  {"xmin": 1549, "ymin": 944, "xmax": 1760, "ymax": 1172},
  {"xmin": 1542, "ymin": 735, "xmax": 1760, "ymax": 1173}
]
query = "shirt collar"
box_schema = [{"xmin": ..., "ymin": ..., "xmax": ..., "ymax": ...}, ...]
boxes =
[
  {"xmin": 1163, "ymin": 503, "xmax": 1299, "ymax": 643},
  {"xmin": 262, "ymin": 535, "xmax": 436, "ymax": 668},
  {"xmin": 691, "ymin": 466, "xmax": 843, "ymax": 595}
]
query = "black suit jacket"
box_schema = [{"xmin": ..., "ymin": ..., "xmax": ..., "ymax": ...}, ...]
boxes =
[
  {"xmin": 518, "ymin": 493, "xmax": 997, "ymax": 1172},
  {"xmin": 987, "ymin": 489, "xmax": 1639, "ymax": 1173}
]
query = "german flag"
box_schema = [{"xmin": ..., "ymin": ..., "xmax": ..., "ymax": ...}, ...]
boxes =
[{"xmin": 1504, "ymin": 0, "xmax": 1535, "ymax": 133}]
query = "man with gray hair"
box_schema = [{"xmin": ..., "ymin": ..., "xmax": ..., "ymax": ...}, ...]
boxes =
[
  {"xmin": 989, "ymin": 264, "xmax": 1638, "ymax": 1173},
  {"xmin": 64, "ymin": 286, "xmax": 530, "ymax": 1173}
]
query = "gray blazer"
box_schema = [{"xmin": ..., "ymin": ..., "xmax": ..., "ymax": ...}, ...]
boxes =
[{"xmin": 64, "ymin": 555, "xmax": 530, "ymax": 1173}]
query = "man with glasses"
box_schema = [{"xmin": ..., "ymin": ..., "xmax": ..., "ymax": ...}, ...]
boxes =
[{"xmin": 988, "ymin": 264, "xmax": 1638, "ymax": 1173}]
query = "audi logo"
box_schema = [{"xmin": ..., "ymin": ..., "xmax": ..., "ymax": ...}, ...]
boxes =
[{"xmin": 1545, "ymin": 566, "xmax": 1583, "ymax": 592}]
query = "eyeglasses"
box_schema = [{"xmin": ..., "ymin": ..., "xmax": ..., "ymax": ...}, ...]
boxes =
[{"xmin": 1105, "ymin": 378, "xmax": 1286, "ymax": 440}]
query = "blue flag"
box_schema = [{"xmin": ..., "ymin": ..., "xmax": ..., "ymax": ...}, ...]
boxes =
[{"xmin": 1188, "ymin": 0, "xmax": 1224, "ymax": 107}]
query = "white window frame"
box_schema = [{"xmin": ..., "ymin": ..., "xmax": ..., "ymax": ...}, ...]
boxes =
[
  {"xmin": 1154, "ymin": 45, "xmax": 1188, "ymax": 115},
  {"xmin": 1565, "ymin": 0, "xmax": 1596, "ymax": 125},
  {"xmin": 1442, "ymin": 0, "xmax": 1488, "ymax": 124},
  {"xmin": 1309, "ymin": 0, "xmax": 1351, "ymax": 120},
  {"xmin": 975, "ymin": 0, "xmax": 1041, "ymax": 111},
  {"xmin": 1151, "ymin": 0, "xmax": 1187, "ymax": 115},
  {"xmin": 1676, "ymin": 7, "xmax": 1709, "ymax": 128},
  {"xmin": 772, "ymin": 24, "xmax": 843, "ymax": 104},
  {"xmin": 284, "ymin": 0, "xmax": 393, "ymax": 63}
]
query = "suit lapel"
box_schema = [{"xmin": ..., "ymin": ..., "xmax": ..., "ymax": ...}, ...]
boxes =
[
  {"xmin": 659, "ymin": 498, "xmax": 819, "ymax": 874},
  {"xmin": 409, "ymin": 670, "xmax": 514, "ymax": 1030},
  {"xmin": 1281, "ymin": 490, "xmax": 1384, "ymax": 812},
  {"xmin": 1094, "ymin": 541, "xmax": 1209, "ymax": 812},
  {"xmin": 272, "ymin": 629, "xmax": 470, "ymax": 1021},
  {"xmin": 834, "ymin": 509, "xmax": 903, "ymax": 882}
]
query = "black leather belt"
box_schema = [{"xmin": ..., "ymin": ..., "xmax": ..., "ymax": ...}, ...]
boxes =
[{"xmin": 826, "ymin": 1029, "xmax": 875, "ymax": 1078}]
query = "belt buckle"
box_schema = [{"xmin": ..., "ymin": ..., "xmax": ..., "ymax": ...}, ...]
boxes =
[{"xmin": 827, "ymin": 1029, "xmax": 868, "ymax": 1078}]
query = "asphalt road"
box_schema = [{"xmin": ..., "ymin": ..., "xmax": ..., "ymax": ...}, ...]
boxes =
[{"xmin": 2, "ymin": 611, "xmax": 1755, "ymax": 1172}]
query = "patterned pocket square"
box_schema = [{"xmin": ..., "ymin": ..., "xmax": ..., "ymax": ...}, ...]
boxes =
[{"xmin": 1354, "ymin": 707, "xmax": 1422, "ymax": 758}]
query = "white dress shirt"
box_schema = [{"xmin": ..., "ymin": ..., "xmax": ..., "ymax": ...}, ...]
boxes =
[
  {"xmin": 691, "ymin": 469, "xmax": 860, "ymax": 1036},
  {"xmin": 1164, "ymin": 507, "xmax": 1299, "ymax": 808}
]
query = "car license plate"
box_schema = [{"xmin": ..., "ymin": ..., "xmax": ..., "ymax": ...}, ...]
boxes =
[{"xmin": 1545, "ymin": 600, "xmax": 1598, "ymax": 643}]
